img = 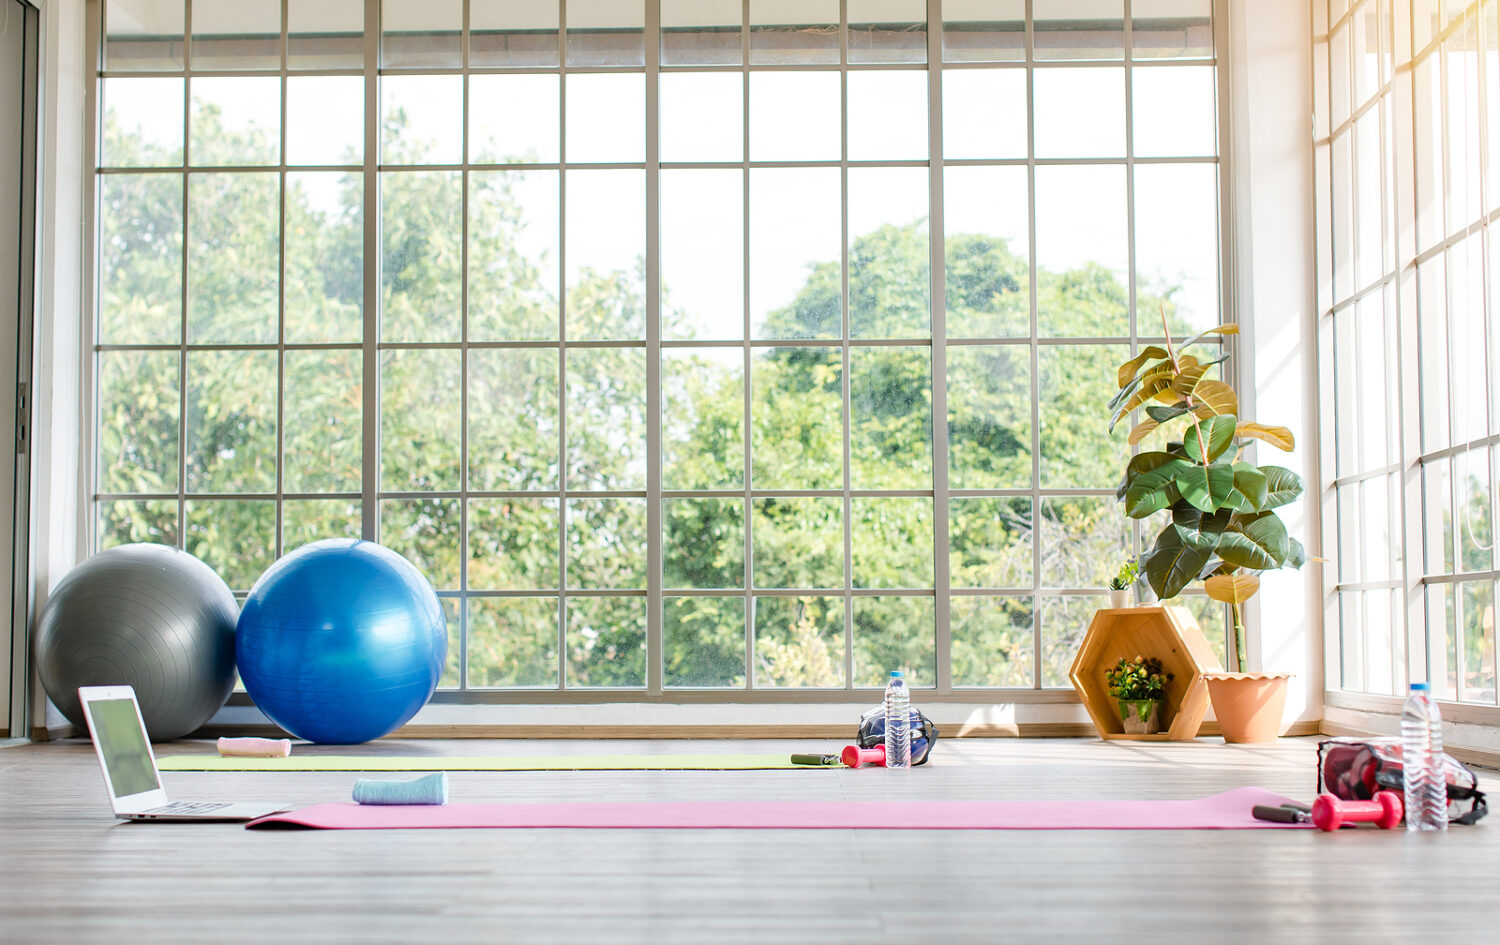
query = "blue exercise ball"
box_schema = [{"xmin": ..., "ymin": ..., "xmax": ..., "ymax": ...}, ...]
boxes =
[{"xmin": 236, "ymin": 539, "xmax": 446, "ymax": 744}]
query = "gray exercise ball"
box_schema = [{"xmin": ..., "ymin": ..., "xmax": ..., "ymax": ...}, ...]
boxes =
[{"xmin": 35, "ymin": 543, "xmax": 239, "ymax": 741}]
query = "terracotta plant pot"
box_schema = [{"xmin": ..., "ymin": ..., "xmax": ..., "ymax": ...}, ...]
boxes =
[
  {"xmin": 1203, "ymin": 672, "xmax": 1292, "ymax": 743},
  {"xmin": 1118, "ymin": 699, "xmax": 1161, "ymax": 735}
]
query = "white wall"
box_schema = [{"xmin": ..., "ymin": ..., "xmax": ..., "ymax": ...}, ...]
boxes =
[{"xmin": 1228, "ymin": 0, "xmax": 1324, "ymax": 728}]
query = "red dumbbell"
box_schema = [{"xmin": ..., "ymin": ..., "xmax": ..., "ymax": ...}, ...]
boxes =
[
  {"xmin": 1310, "ymin": 790, "xmax": 1404, "ymax": 831},
  {"xmin": 841, "ymin": 744, "xmax": 886, "ymax": 768}
]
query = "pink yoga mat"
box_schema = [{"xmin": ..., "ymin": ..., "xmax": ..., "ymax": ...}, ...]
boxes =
[{"xmin": 247, "ymin": 787, "xmax": 1307, "ymax": 831}]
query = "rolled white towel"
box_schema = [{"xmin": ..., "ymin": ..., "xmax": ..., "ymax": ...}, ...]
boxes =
[{"xmin": 217, "ymin": 736, "xmax": 292, "ymax": 758}]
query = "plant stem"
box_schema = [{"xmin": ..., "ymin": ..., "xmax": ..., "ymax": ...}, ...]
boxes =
[{"xmin": 1231, "ymin": 601, "xmax": 1246, "ymax": 673}]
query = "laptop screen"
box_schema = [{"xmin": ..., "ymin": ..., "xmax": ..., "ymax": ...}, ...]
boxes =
[{"xmin": 90, "ymin": 698, "xmax": 160, "ymax": 798}]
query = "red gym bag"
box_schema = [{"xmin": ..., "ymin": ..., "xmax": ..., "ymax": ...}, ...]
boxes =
[{"xmin": 1317, "ymin": 737, "xmax": 1488, "ymax": 825}]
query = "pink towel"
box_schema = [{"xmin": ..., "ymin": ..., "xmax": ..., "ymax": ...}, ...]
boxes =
[{"xmin": 217, "ymin": 736, "xmax": 292, "ymax": 758}]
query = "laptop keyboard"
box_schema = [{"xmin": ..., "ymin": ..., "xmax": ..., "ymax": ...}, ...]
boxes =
[{"xmin": 140, "ymin": 801, "xmax": 232, "ymax": 815}]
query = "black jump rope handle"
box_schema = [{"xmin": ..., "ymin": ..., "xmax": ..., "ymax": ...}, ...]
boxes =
[
  {"xmin": 790, "ymin": 753, "xmax": 842, "ymax": 766},
  {"xmin": 1252, "ymin": 802, "xmax": 1314, "ymax": 824}
]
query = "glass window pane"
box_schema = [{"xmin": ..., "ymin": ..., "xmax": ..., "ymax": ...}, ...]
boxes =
[
  {"xmin": 566, "ymin": 0, "xmax": 645, "ymax": 66},
  {"xmin": 567, "ymin": 498, "xmax": 648, "ymax": 589},
  {"xmin": 1176, "ymin": 596, "xmax": 1228, "ymax": 669},
  {"xmin": 99, "ymin": 174, "xmax": 182, "ymax": 344},
  {"xmin": 848, "ymin": 0, "xmax": 926, "ymax": 64},
  {"xmin": 749, "ymin": 72, "xmax": 840, "ymax": 162},
  {"xmin": 1033, "ymin": 67, "xmax": 1125, "ymax": 158},
  {"xmin": 1035, "ymin": 0, "xmax": 1124, "ymax": 61},
  {"xmin": 753, "ymin": 496, "xmax": 843, "ymax": 588},
  {"xmin": 1354, "ymin": 111, "xmax": 1385, "ymax": 288},
  {"xmin": 1337, "ymin": 482, "xmax": 1361, "ymax": 582},
  {"xmin": 468, "ymin": 347, "xmax": 559, "ymax": 491},
  {"xmin": 847, "ymin": 72, "xmax": 927, "ymax": 162},
  {"xmin": 101, "ymin": 78, "xmax": 184, "ymax": 167},
  {"xmin": 1459, "ymin": 449, "xmax": 1494, "ymax": 573},
  {"xmin": 660, "ymin": 73, "xmax": 743, "ymax": 163},
  {"xmin": 1132, "ymin": 0, "xmax": 1211, "ymax": 58},
  {"xmin": 382, "ymin": 75, "xmax": 463, "ymax": 166},
  {"xmin": 944, "ymin": 166, "xmax": 1029, "ymax": 338},
  {"xmin": 1461, "ymin": 581, "xmax": 1496, "ymax": 702},
  {"xmin": 1039, "ymin": 594, "xmax": 1102, "ymax": 688},
  {"xmin": 750, "ymin": 0, "xmax": 838, "ymax": 64},
  {"xmin": 566, "ymin": 170, "xmax": 645, "ymax": 341},
  {"xmin": 286, "ymin": 76, "xmax": 363, "ymax": 166},
  {"xmin": 381, "ymin": 349, "xmax": 461, "ymax": 492},
  {"xmin": 185, "ymin": 499, "xmax": 274, "ymax": 590},
  {"xmin": 661, "ymin": 0, "xmax": 742, "ymax": 65},
  {"xmin": 751, "ymin": 347, "xmax": 842, "ymax": 489},
  {"xmin": 853, "ymin": 596, "xmax": 934, "ymax": 686},
  {"xmin": 288, "ymin": 0, "xmax": 364, "ymax": 69},
  {"xmin": 951, "ymin": 497, "xmax": 1033, "ymax": 587},
  {"xmin": 471, "ymin": 0, "xmax": 560, "ymax": 67},
  {"xmin": 1419, "ymin": 256, "xmax": 1451, "ymax": 451},
  {"xmin": 753, "ymin": 596, "xmax": 844, "ymax": 687},
  {"xmin": 1429, "ymin": 583, "xmax": 1457, "ymax": 700},
  {"xmin": 1360, "ymin": 475, "xmax": 1392, "ymax": 582},
  {"xmin": 662, "ymin": 348, "xmax": 744, "ymax": 490},
  {"xmin": 282, "ymin": 499, "xmax": 361, "ymax": 549},
  {"xmin": 380, "ymin": 497, "xmax": 461, "ymax": 589},
  {"xmin": 283, "ymin": 349, "xmax": 362, "ymax": 494},
  {"xmin": 852, "ymin": 498, "xmax": 934, "ymax": 588},
  {"xmin": 750, "ymin": 167, "xmax": 840, "ymax": 338},
  {"xmin": 849, "ymin": 168, "xmax": 929, "ymax": 338},
  {"xmin": 942, "ymin": 69, "xmax": 1027, "ymax": 160},
  {"xmin": 186, "ymin": 350, "xmax": 276, "ymax": 494},
  {"xmin": 1035, "ymin": 166, "xmax": 1128, "ymax": 335},
  {"xmin": 99, "ymin": 499, "xmax": 181, "ymax": 549},
  {"xmin": 469, "ymin": 74, "xmax": 560, "ymax": 165},
  {"xmin": 381, "ymin": 170, "xmax": 462, "ymax": 343},
  {"xmin": 1446, "ymin": 19, "xmax": 1484, "ymax": 230},
  {"xmin": 1132, "ymin": 66, "xmax": 1216, "ymax": 156},
  {"xmin": 382, "ymin": 0, "xmax": 461, "ymax": 67},
  {"xmin": 1039, "ymin": 345, "xmax": 1129, "ymax": 488},
  {"xmin": 468, "ymin": 498, "xmax": 560, "ymax": 589},
  {"xmin": 665, "ymin": 597, "xmax": 746, "ymax": 687},
  {"xmin": 190, "ymin": 0, "xmax": 279, "ymax": 70},
  {"xmin": 189, "ymin": 76, "xmax": 280, "ymax": 167},
  {"xmin": 1040, "ymin": 495, "xmax": 1129, "ymax": 588},
  {"xmin": 98, "ymin": 351, "xmax": 180, "ymax": 494},
  {"xmin": 947, "ymin": 345, "xmax": 1032, "ymax": 488},
  {"xmin": 1354, "ymin": 299, "xmax": 1391, "ymax": 468},
  {"xmin": 565, "ymin": 73, "xmax": 645, "ymax": 163},
  {"xmin": 187, "ymin": 173, "xmax": 279, "ymax": 343},
  {"xmin": 664, "ymin": 497, "xmax": 745, "ymax": 589},
  {"xmin": 850, "ymin": 346, "xmax": 931, "ymax": 488},
  {"xmin": 1414, "ymin": 55, "xmax": 1442, "ymax": 252},
  {"xmin": 1450, "ymin": 242, "xmax": 1489, "ymax": 444},
  {"xmin": 1424, "ymin": 458, "xmax": 1454, "ymax": 574},
  {"xmin": 1134, "ymin": 164, "xmax": 1220, "ymax": 335},
  {"xmin": 469, "ymin": 597, "xmax": 559, "ymax": 687},
  {"xmin": 437, "ymin": 596, "xmax": 461, "ymax": 689},
  {"xmin": 952, "ymin": 595, "xmax": 1033, "ymax": 686},
  {"xmin": 942, "ymin": 0, "xmax": 1024, "ymax": 62},
  {"xmin": 106, "ymin": 0, "xmax": 185, "ymax": 71},
  {"xmin": 662, "ymin": 170, "xmax": 743, "ymax": 340},
  {"xmin": 567, "ymin": 597, "xmax": 646, "ymax": 687},
  {"xmin": 566, "ymin": 348, "xmax": 647, "ymax": 490},
  {"xmin": 469, "ymin": 169, "xmax": 559, "ymax": 341},
  {"xmin": 285, "ymin": 171, "xmax": 363, "ymax": 344}
]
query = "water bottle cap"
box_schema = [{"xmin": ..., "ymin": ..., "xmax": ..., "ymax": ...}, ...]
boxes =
[
  {"xmin": 1409, "ymin": 682, "xmax": 1430, "ymax": 692},
  {"xmin": 890, "ymin": 671, "xmax": 903, "ymax": 678}
]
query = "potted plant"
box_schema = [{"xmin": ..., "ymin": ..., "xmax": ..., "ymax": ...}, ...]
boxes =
[
  {"xmin": 1106, "ymin": 557, "xmax": 1139, "ymax": 609},
  {"xmin": 1108, "ymin": 315, "xmax": 1307, "ymax": 742},
  {"xmin": 1105, "ymin": 655, "xmax": 1173, "ymax": 734}
]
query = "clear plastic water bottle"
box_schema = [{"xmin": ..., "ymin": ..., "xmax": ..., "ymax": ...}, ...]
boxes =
[
  {"xmin": 1401, "ymin": 682, "xmax": 1447, "ymax": 832},
  {"xmin": 884, "ymin": 671, "xmax": 911, "ymax": 769}
]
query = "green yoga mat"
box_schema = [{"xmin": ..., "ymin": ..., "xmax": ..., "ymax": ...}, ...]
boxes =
[{"xmin": 157, "ymin": 754, "xmax": 825, "ymax": 772}]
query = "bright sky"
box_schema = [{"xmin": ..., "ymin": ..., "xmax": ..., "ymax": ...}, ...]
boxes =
[{"xmin": 103, "ymin": 63, "xmax": 1223, "ymax": 339}]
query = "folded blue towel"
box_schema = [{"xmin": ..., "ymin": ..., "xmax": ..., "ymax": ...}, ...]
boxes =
[{"xmin": 352, "ymin": 771, "xmax": 449, "ymax": 806}]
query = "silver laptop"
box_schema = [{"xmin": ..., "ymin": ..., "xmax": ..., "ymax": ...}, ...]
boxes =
[{"xmin": 79, "ymin": 685, "xmax": 287, "ymax": 822}]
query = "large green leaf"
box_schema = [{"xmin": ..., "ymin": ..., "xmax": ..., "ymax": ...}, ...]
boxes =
[
  {"xmin": 1215, "ymin": 530, "xmax": 1278, "ymax": 570},
  {"xmin": 1179, "ymin": 323, "xmax": 1240, "ymax": 350},
  {"xmin": 1183, "ymin": 415, "xmax": 1237, "ymax": 463},
  {"xmin": 1236, "ymin": 422, "xmax": 1295, "ymax": 451},
  {"xmin": 1109, "ymin": 371, "xmax": 1176, "ymax": 430},
  {"xmin": 1116, "ymin": 346, "xmax": 1171, "ymax": 387},
  {"xmin": 1145, "ymin": 403, "xmax": 1191, "ymax": 423},
  {"xmin": 1125, "ymin": 459, "xmax": 1192, "ymax": 517},
  {"xmin": 1174, "ymin": 462, "xmax": 1236, "ymax": 513},
  {"xmin": 1144, "ymin": 524, "xmax": 1215, "ymax": 600},
  {"xmin": 1259, "ymin": 465, "xmax": 1304, "ymax": 509},
  {"xmin": 1229, "ymin": 462, "xmax": 1268, "ymax": 512},
  {"xmin": 1189, "ymin": 378, "xmax": 1239, "ymax": 417},
  {"xmin": 1233, "ymin": 511, "xmax": 1290, "ymax": 567},
  {"xmin": 1284, "ymin": 537, "xmax": 1307, "ymax": 569}
]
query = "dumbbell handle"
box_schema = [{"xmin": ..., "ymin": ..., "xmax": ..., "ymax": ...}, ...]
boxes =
[
  {"xmin": 1311, "ymin": 791, "xmax": 1404, "ymax": 831},
  {"xmin": 841, "ymin": 744, "xmax": 886, "ymax": 768}
]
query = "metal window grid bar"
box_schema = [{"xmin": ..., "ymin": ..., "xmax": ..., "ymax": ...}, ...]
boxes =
[{"xmin": 89, "ymin": 0, "xmax": 1228, "ymax": 699}]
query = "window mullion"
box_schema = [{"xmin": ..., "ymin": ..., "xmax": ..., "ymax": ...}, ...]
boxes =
[
  {"xmin": 927, "ymin": 0, "xmax": 951, "ymax": 694},
  {"xmin": 645, "ymin": 0, "xmax": 664, "ymax": 697},
  {"xmin": 361, "ymin": 0, "xmax": 380, "ymax": 544}
]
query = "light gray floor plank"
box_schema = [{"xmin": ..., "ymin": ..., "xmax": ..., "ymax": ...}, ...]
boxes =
[{"xmin": 1, "ymin": 736, "xmax": 1494, "ymax": 945}]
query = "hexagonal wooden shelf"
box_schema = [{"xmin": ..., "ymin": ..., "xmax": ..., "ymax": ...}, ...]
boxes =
[{"xmin": 1069, "ymin": 606, "xmax": 1225, "ymax": 741}]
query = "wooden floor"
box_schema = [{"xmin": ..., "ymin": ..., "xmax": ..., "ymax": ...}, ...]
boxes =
[{"xmin": 1, "ymin": 736, "xmax": 1496, "ymax": 944}]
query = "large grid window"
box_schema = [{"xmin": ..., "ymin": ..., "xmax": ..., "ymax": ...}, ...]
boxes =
[
  {"xmin": 93, "ymin": 0, "xmax": 1226, "ymax": 699},
  {"xmin": 1318, "ymin": 0, "xmax": 1500, "ymax": 705}
]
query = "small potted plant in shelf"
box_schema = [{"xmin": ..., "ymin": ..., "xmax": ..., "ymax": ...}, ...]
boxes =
[
  {"xmin": 1105, "ymin": 655, "xmax": 1174, "ymax": 734},
  {"xmin": 1107, "ymin": 557, "xmax": 1139, "ymax": 609},
  {"xmin": 1108, "ymin": 312, "xmax": 1308, "ymax": 742}
]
